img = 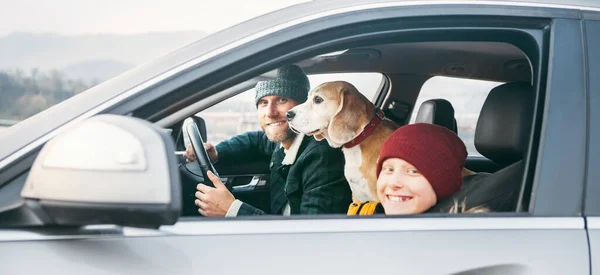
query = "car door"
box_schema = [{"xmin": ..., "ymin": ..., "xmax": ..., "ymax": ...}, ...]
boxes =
[
  {"xmin": 155, "ymin": 13, "xmax": 590, "ymax": 274},
  {"xmin": 0, "ymin": 2, "xmax": 593, "ymax": 274}
]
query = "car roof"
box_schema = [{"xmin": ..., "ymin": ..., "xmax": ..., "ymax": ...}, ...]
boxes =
[
  {"xmin": 336, "ymin": 0, "xmax": 600, "ymax": 10},
  {"xmin": 486, "ymin": 0, "xmax": 599, "ymax": 9}
]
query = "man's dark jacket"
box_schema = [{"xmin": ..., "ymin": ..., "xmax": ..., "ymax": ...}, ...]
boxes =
[{"xmin": 215, "ymin": 131, "xmax": 352, "ymax": 215}]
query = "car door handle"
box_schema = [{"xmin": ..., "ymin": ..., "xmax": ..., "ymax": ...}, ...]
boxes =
[{"xmin": 232, "ymin": 176, "xmax": 263, "ymax": 191}]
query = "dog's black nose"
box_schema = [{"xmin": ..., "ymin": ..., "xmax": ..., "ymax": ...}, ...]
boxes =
[{"xmin": 286, "ymin": 111, "xmax": 295, "ymax": 121}]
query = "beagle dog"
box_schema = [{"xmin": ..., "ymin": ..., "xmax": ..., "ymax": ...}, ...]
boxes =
[
  {"xmin": 286, "ymin": 81, "xmax": 398, "ymax": 202},
  {"xmin": 287, "ymin": 81, "xmax": 474, "ymax": 203}
]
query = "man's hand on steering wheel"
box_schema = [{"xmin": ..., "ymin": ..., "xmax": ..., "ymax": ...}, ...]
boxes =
[
  {"xmin": 195, "ymin": 171, "xmax": 235, "ymax": 217},
  {"xmin": 184, "ymin": 143, "xmax": 218, "ymax": 163}
]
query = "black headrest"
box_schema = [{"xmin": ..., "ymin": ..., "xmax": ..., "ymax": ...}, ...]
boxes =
[
  {"xmin": 475, "ymin": 82, "xmax": 534, "ymax": 165},
  {"xmin": 415, "ymin": 99, "xmax": 458, "ymax": 134}
]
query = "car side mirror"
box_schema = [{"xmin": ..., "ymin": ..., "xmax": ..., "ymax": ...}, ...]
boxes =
[{"xmin": 21, "ymin": 114, "xmax": 181, "ymax": 228}]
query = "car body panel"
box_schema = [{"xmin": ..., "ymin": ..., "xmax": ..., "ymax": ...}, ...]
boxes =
[
  {"xmin": 526, "ymin": 18, "xmax": 587, "ymax": 215},
  {"xmin": 588, "ymin": 218, "xmax": 600, "ymax": 275},
  {"xmin": 584, "ymin": 19, "xmax": 600, "ymax": 216},
  {"xmin": 0, "ymin": 218, "xmax": 589, "ymax": 274},
  {"xmin": 585, "ymin": 18, "xmax": 600, "ymax": 275}
]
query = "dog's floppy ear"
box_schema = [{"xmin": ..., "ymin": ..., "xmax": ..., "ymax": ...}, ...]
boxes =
[{"xmin": 328, "ymin": 85, "xmax": 368, "ymax": 145}]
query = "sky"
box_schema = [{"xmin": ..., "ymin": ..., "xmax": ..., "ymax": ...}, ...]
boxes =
[{"xmin": 0, "ymin": 0, "xmax": 310, "ymax": 36}]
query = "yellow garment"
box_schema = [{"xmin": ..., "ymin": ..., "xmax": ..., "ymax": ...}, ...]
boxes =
[{"xmin": 347, "ymin": 202, "xmax": 380, "ymax": 215}]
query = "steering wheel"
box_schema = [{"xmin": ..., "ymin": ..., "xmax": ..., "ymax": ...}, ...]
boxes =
[{"xmin": 183, "ymin": 118, "xmax": 223, "ymax": 188}]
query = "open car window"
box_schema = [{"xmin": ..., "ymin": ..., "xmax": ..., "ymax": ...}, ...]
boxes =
[
  {"xmin": 410, "ymin": 76, "xmax": 504, "ymax": 156},
  {"xmin": 198, "ymin": 72, "xmax": 384, "ymax": 144}
]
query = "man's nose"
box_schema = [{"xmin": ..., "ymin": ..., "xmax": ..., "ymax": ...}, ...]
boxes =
[
  {"xmin": 286, "ymin": 110, "xmax": 295, "ymax": 121},
  {"xmin": 265, "ymin": 104, "xmax": 278, "ymax": 117}
]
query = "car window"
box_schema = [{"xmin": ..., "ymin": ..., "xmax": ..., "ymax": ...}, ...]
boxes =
[
  {"xmin": 409, "ymin": 76, "xmax": 503, "ymax": 156},
  {"xmin": 199, "ymin": 72, "xmax": 384, "ymax": 144}
]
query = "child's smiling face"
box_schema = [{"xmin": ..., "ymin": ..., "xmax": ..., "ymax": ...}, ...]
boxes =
[{"xmin": 376, "ymin": 158, "xmax": 437, "ymax": 215}]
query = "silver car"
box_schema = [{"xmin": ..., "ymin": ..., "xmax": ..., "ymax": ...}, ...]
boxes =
[{"xmin": 1, "ymin": 0, "xmax": 599, "ymax": 274}]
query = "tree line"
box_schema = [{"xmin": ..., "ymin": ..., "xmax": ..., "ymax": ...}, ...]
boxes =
[{"xmin": 0, "ymin": 69, "xmax": 97, "ymax": 123}]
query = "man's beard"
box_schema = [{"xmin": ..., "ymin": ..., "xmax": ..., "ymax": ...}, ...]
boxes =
[{"xmin": 261, "ymin": 124, "xmax": 296, "ymax": 142}]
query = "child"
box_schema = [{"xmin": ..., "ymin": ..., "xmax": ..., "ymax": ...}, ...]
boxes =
[{"xmin": 348, "ymin": 123, "xmax": 488, "ymax": 215}]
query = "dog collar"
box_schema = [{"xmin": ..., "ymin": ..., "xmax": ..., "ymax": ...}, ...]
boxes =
[{"xmin": 343, "ymin": 109, "xmax": 386, "ymax": 149}]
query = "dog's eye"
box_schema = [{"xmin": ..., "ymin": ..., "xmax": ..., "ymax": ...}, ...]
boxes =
[{"xmin": 313, "ymin": 96, "xmax": 324, "ymax": 104}]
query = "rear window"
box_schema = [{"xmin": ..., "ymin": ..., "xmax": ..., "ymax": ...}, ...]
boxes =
[{"xmin": 410, "ymin": 76, "xmax": 503, "ymax": 156}]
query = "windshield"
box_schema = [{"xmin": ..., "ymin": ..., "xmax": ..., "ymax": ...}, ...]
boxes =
[{"xmin": 0, "ymin": 0, "xmax": 309, "ymax": 133}]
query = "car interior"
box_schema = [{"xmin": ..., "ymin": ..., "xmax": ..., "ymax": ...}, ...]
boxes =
[{"xmin": 166, "ymin": 38, "xmax": 540, "ymax": 217}]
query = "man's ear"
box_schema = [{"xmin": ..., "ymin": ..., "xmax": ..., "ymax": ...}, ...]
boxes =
[{"xmin": 328, "ymin": 87, "xmax": 367, "ymax": 145}]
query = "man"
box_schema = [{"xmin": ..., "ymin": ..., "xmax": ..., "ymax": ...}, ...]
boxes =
[{"xmin": 185, "ymin": 65, "xmax": 352, "ymax": 217}]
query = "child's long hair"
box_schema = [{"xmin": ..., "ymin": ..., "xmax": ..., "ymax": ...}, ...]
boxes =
[{"xmin": 448, "ymin": 199, "xmax": 489, "ymax": 214}]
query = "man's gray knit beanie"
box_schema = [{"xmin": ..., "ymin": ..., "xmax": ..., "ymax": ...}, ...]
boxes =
[{"xmin": 254, "ymin": 65, "xmax": 310, "ymax": 106}]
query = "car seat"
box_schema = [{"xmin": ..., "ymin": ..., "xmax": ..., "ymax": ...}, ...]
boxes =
[{"xmin": 428, "ymin": 82, "xmax": 534, "ymax": 213}]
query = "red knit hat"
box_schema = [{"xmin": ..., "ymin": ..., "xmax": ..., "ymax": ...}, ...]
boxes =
[{"xmin": 377, "ymin": 123, "xmax": 467, "ymax": 200}]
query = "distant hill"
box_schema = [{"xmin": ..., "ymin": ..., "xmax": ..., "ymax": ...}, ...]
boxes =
[
  {"xmin": 62, "ymin": 59, "xmax": 135, "ymax": 83},
  {"xmin": 0, "ymin": 30, "xmax": 206, "ymax": 82}
]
